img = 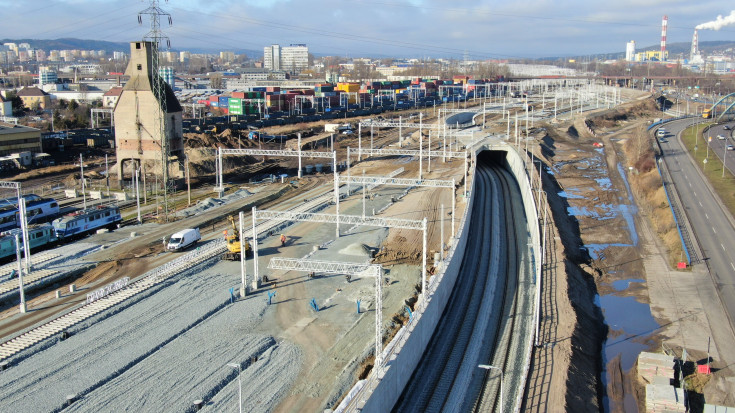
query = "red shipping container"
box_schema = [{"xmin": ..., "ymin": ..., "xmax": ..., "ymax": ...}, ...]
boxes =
[
  {"xmin": 303, "ymin": 89, "xmax": 315, "ymax": 95},
  {"xmin": 231, "ymin": 92, "xmax": 245, "ymax": 99},
  {"xmin": 697, "ymin": 364, "xmax": 711, "ymax": 374},
  {"xmin": 266, "ymin": 86, "xmax": 281, "ymax": 92},
  {"xmin": 209, "ymin": 95, "xmax": 219, "ymax": 102}
]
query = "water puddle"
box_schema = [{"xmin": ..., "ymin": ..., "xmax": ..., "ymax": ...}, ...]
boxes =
[
  {"xmin": 598, "ymin": 282, "xmax": 660, "ymax": 413},
  {"xmin": 611, "ymin": 278, "xmax": 645, "ymax": 291}
]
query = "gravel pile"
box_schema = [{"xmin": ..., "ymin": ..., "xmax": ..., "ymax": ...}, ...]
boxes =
[
  {"xmin": 338, "ymin": 243, "xmax": 374, "ymax": 258},
  {"xmin": 0, "ymin": 260, "xmax": 273, "ymax": 412},
  {"xmin": 175, "ymin": 189, "xmax": 254, "ymax": 218}
]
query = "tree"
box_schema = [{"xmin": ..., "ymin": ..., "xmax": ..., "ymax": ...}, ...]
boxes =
[
  {"xmin": 5, "ymin": 91, "xmax": 26, "ymax": 116},
  {"xmin": 210, "ymin": 74, "xmax": 223, "ymax": 89},
  {"xmin": 68, "ymin": 100, "xmax": 79, "ymax": 111}
]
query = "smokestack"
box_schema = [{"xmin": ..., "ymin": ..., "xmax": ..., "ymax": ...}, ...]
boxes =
[
  {"xmin": 660, "ymin": 15, "xmax": 668, "ymax": 60},
  {"xmin": 690, "ymin": 29, "xmax": 699, "ymax": 61}
]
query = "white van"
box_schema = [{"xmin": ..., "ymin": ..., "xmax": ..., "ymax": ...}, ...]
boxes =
[
  {"xmin": 656, "ymin": 129, "xmax": 666, "ymax": 138},
  {"xmin": 167, "ymin": 228, "xmax": 201, "ymax": 251}
]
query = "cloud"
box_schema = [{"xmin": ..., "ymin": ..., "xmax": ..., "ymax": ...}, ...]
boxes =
[{"xmin": 1, "ymin": 0, "xmax": 734, "ymax": 58}]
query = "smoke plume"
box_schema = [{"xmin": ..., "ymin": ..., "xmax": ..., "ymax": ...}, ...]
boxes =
[{"xmin": 696, "ymin": 10, "xmax": 735, "ymax": 30}]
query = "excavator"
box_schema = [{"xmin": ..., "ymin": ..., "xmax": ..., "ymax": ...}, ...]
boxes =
[{"xmin": 222, "ymin": 214, "xmax": 252, "ymax": 260}]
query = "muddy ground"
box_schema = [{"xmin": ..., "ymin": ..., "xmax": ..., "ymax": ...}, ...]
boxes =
[{"xmin": 528, "ymin": 92, "xmax": 723, "ymax": 412}]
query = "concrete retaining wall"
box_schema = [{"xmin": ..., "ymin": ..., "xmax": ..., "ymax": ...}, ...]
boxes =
[{"xmin": 348, "ymin": 141, "xmax": 541, "ymax": 412}]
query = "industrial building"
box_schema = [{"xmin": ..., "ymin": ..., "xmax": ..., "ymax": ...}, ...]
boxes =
[
  {"xmin": 113, "ymin": 41, "xmax": 184, "ymax": 185},
  {"xmin": 0, "ymin": 122, "xmax": 42, "ymax": 157}
]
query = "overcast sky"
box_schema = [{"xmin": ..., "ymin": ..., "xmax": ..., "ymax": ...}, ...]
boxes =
[{"xmin": 1, "ymin": 0, "xmax": 734, "ymax": 59}]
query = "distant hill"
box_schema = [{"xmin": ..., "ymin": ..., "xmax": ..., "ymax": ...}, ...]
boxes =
[
  {"xmin": 0, "ymin": 38, "xmax": 263, "ymax": 58},
  {"xmin": 542, "ymin": 40, "xmax": 735, "ymax": 61},
  {"xmin": 1, "ymin": 38, "xmax": 130, "ymax": 54}
]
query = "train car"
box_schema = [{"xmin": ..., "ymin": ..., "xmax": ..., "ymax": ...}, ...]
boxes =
[
  {"xmin": 23, "ymin": 195, "xmax": 60, "ymax": 224},
  {"xmin": 52, "ymin": 206, "xmax": 122, "ymax": 240},
  {"xmin": 0, "ymin": 195, "xmax": 60, "ymax": 232},
  {"xmin": 0, "ymin": 224, "xmax": 58, "ymax": 261}
]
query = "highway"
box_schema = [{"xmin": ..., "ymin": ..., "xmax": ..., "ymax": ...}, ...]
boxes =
[
  {"xmin": 658, "ymin": 118, "xmax": 735, "ymax": 333},
  {"xmin": 393, "ymin": 153, "xmax": 533, "ymax": 412}
]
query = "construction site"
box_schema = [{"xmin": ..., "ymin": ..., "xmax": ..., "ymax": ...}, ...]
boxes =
[{"xmin": 3, "ymin": 2, "xmax": 735, "ymax": 413}]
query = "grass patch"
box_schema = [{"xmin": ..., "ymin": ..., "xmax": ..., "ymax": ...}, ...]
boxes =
[
  {"xmin": 680, "ymin": 123, "xmax": 735, "ymax": 218},
  {"xmin": 620, "ymin": 128, "xmax": 686, "ymax": 267}
]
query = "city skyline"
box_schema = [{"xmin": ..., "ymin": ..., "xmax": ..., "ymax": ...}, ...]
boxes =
[{"xmin": 0, "ymin": 1, "xmax": 733, "ymax": 59}]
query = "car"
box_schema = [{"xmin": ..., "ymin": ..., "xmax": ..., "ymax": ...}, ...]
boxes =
[
  {"xmin": 728, "ymin": 145, "xmax": 735, "ymax": 151},
  {"xmin": 342, "ymin": 130, "xmax": 354, "ymax": 135},
  {"xmin": 724, "ymin": 126, "xmax": 731, "ymax": 131},
  {"xmin": 717, "ymin": 135, "xmax": 726, "ymax": 140}
]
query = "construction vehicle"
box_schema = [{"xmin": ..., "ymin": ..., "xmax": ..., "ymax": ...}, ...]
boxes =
[
  {"xmin": 703, "ymin": 108, "xmax": 712, "ymax": 119},
  {"xmin": 222, "ymin": 214, "xmax": 252, "ymax": 260}
]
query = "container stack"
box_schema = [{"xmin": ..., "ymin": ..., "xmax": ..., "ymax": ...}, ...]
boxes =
[{"xmin": 637, "ymin": 352, "xmax": 685, "ymax": 413}]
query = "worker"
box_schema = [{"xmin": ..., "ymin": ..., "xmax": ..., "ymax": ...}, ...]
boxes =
[{"xmin": 280, "ymin": 234, "xmax": 286, "ymax": 247}]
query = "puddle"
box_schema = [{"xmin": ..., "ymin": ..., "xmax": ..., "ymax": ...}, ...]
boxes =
[
  {"xmin": 595, "ymin": 177, "xmax": 612, "ymax": 190},
  {"xmin": 598, "ymin": 290, "xmax": 660, "ymax": 413},
  {"xmin": 583, "ymin": 243, "xmax": 632, "ymax": 260},
  {"xmin": 611, "ymin": 278, "xmax": 645, "ymax": 291},
  {"xmin": 558, "ymin": 188, "xmax": 584, "ymax": 199}
]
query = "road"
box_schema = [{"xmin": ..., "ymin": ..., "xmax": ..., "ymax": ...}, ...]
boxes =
[{"xmin": 658, "ymin": 118, "xmax": 735, "ymax": 334}]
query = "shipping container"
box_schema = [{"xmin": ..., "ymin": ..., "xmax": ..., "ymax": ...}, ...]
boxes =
[{"xmin": 232, "ymin": 91, "xmax": 246, "ymax": 99}]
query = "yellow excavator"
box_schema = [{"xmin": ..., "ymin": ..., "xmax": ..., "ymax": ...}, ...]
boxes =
[{"xmin": 222, "ymin": 214, "xmax": 252, "ymax": 260}]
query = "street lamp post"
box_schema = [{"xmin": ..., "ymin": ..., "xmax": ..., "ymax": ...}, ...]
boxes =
[
  {"xmin": 227, "ymin": 363, "xmax": 242, "ymax": 413},
  {"xmin": 478, "ymin": 364, "xmax": 504, "ymax": 413}
]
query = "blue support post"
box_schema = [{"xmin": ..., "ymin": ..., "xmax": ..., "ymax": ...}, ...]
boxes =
[
  {"xmin": 357, "ymin": 300, "xmax": 362, "ymax": 314},
  {"xmin": 267, "ymin": 291, "xmax": 276, "ymax": 305},
  {"xmin": 310, "ymin": 298, "xmax": 319, "ymax": 312},
  {"xmin": 405, "ymin": 306, "xmax": 413, "ymax": 323},
  {"xmin": 229, "ymin": 287, "xmax": 235, "ymax": 303}
]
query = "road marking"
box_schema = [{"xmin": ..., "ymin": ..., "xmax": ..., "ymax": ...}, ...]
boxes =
[
  {"xmin": 722, "ymin": 243, "xmax": 726, "ymax": 251},
  {"xmin": 699, "ymin": 201, "xmax": 703, "ymax": 207},
  {"xmin": 689, "ymin": 182, "xmax": 692, "ymax": 188},
  {"xmin": 713, "ymin": 227, "xmax": 717, "ymax": 234},
  {"xmin": 694, "ymin": 191, "xmax": 697, "ymax": 197},
  {"xmin": 706, "ymin": 213, "xmax": 710, "ymax": 219},
  {"xmin": 731, "ymin": 262, "xmax": 735, "ymax": 271}
]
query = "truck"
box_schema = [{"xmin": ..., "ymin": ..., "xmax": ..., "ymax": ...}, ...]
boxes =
[
  {"xmin": 222, "ymin": 215, "xmax": 252, "ymax": 260},
  {"xmin": 167, "ymin": 228, "xmax": 201, "ymax": 251}
]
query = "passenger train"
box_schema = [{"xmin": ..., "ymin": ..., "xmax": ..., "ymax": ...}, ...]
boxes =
[
  {"xmin": 0, "ymin": 195, "xmax": 60, "ymax": 232},
  {"xmin": 0, "ymin": 224, "xmax": 58, "ymax": 262},
  {"xmin": 52, "ymin": 206, "xmax": 122, "ymax": 240}
]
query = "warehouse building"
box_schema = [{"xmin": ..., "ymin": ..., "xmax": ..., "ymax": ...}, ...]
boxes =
[{"xmin": 0, "ymin": 122, "xmax": 42, "ymax": 156}]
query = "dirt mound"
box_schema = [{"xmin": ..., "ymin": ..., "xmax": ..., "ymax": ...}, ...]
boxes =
[
  {"xmin": 587, "ymin": 98, "xmax": 660, "ymax": 130},
  {"xmin": 567, "ymin": 125, "xmax": 579, "ymax": 139},
  {"xmin": 338, "ymin": 243, "xmax": 374, "ymax": 257}
]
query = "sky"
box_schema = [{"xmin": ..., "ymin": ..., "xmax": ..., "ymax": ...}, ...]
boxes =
[{"xmin": 1, "ymin": 0, "xmax": 734, "ymax": 59}]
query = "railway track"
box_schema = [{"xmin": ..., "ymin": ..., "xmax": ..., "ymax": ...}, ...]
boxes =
[
  {"xmin": 393, "ymin": 154, "xmax": 532, "ymax": 412},
  {"xmin": 0, "ymin": 188, "xmax": 336, "ymax": 363}
]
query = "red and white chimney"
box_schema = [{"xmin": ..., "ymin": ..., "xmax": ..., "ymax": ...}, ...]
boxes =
[{"xmin": 660, "ymin": 15, "xmax": 668, "ymax": 60}]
